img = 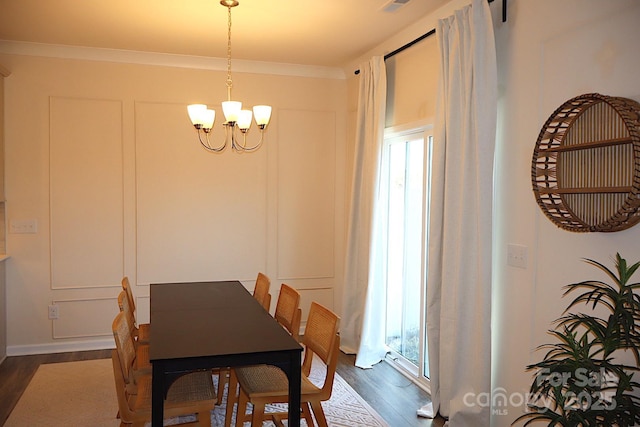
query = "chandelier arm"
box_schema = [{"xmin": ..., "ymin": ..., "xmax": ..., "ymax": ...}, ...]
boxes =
[
  {"xmin": 231, "ymin": 128, "xmax": 265, "ymax": 152},
  {"xmin": 198, "ymin": 129, "xmax": 226, "ymax": 152}
]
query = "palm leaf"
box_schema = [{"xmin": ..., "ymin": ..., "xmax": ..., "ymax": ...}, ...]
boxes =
[{"xmin": 514, "ymin": 254, "xmax": 640, "ymax": 427}]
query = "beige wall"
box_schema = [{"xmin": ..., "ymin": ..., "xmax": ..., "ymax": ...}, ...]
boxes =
[
  {"xmin": 492, "ymin": 0, "xmax": 640, "ymax": 424},
  {"xmin": 0, "ymin": 53, "xmax": 347, "ymax": 354}
]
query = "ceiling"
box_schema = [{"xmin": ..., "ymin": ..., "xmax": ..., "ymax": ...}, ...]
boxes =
[{"xmin": 0, "ymin": 0, "xmax": 450, "ymax": 69}]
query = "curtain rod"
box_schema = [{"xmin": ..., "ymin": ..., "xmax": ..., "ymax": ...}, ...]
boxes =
[{"xmin": 354, "ymin": 0, "xmax": 506, "ymax": 75}]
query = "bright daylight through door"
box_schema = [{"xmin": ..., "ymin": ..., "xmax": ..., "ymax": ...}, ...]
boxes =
[{"xmin": 381, "ymin": 125, "xmax": 432, "ymax": 385}]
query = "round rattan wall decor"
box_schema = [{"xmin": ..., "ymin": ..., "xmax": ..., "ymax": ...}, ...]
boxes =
[{"xmin": 531, "ymin": 93, "xmax": 640, "ymax": 232}]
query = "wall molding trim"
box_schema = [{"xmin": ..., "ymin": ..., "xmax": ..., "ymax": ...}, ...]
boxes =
[{"xmin": 0, "ymin": 40, "xmax": 346, "ymax": 80}]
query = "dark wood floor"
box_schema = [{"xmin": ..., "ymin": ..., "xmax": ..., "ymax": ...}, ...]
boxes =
[
  {"xmin": 336, "ymin": 352, "xmax": 446, "ymax": 427},
  {"xmin": 0, "ymin": 349, "xmax": 446, "ymax": 427}
]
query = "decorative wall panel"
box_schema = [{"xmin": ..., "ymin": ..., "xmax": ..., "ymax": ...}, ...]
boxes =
[
  {"xmin": 277, "ymin": 110, "xmax": 336, "ymax": 279},
  {"xmin": 52, "ymin": 297, "xmax": 119, "ymax": 339},
  {"xmin": 50, "ymin": 97, "xmax": 124, "ymax": 288},
  {"xmin": 135, "ymin": 101, "xmax": 267, "ymax": 284}
]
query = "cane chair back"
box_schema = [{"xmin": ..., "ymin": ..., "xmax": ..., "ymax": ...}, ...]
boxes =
[
  {"xmin": 121, "ymin": 277, "xmax": 150, "ymax": 343},
  {"xmin": 118, "ymin": 291, "xmax": 138, "ymax": 344},
  {"xmin": 252, "ymin": 272, "xmax": 271, "ymax": 311},
  {"xmin": 274, "ymin": 283, "xmax": 301, "ymax": 340},
  {"xmin": 112, "ymin": 310, "xmax": 150, "ymax": 393}
]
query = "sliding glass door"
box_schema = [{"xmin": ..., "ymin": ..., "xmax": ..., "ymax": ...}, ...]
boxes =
[{"xmin": 381, "ymin": 124, "xmax": 432, "ymax": 387}]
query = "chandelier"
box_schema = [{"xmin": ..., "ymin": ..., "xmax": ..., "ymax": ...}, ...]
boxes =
[{"xmin": 187, "ymin": 0, "xmax": 271, "ymax": 153}]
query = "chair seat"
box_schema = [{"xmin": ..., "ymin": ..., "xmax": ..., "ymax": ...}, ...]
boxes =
[
  {"xmin": 133, "ymin": 371, "xmax": 217, "ymax": 412},
  {"xmin": 235, "ymin": 364, "xmax": 320, "ymax": 400},
  {"xmin": 111, "ymin": 347, "xmax": 216, "ymax": 427}
]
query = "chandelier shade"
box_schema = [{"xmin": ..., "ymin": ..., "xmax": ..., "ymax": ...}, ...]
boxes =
[
  {"xmin": 187, "ymin": 104, "xmax": 215, "ymax": 130},
  {"xmin": 253, "ymin": 105, "xmax": 272, "ymax": 127},
  {"xmin": 187, "ymin": 0, "xmax": 271, "ymax": 153},
  {"xmin": 221, "ymin": 101, "xmax": 242, "ymax": 124}
]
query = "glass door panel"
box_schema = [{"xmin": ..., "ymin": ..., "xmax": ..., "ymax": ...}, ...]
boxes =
[{"xmin": 384, "ymin": 136, "xmax": 424, "ymax": 368}]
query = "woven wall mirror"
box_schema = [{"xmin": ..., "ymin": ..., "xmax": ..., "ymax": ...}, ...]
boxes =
[{"xmin": 531, "ymin": 93, "xmax": 640, "ymax": 232}]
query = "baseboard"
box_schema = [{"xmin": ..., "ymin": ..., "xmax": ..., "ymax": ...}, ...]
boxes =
[{"xmin": 7, "ymin": 338, "xmax": 115, "ymax": 356}]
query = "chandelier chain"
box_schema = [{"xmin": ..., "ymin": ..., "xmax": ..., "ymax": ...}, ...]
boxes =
[{"xmin": 226, "ymin": 5, "xmax": 233, "ymax": 100}]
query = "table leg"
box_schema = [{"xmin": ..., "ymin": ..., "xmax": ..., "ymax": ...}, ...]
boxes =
[
  {"xmin": 287, "ymin": 350, "xmax": 302, "ymax": 427},
  {"xmin": 151, "ymin": 364, "xmax": 164, "ymax": 427}
]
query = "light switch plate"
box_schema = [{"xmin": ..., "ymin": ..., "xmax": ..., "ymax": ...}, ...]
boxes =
[
  {"xmin": 10, "ymin": 219, "xmax": 38, "ymax": 234},
  {"xmin": 48, "ymin": 304, "xmax": 59, "ymax": 320}
]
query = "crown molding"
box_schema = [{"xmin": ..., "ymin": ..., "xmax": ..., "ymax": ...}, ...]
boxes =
[{"xmin": 0, "ymin": 40, "xmax": 346, "ymax": 80}]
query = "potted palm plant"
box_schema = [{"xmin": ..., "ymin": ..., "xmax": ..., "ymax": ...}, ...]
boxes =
[{"xmin": 513, "ymin": 253, "xmax": 640, "ymax": 426}]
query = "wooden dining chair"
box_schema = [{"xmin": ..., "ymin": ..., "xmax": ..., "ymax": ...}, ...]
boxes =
[
  {"xmin": 111, "ymin": 348, "xmax": 216, "ymax": 426},
  {"xmin": 112, "ymin": 309, "xmax": 151, "ymax": 394},
  {"xmin": 227, "ymin": 302, "xmax": 340, "ymax": 427},
  {"xmin": 218, "ymin": 272, "xmax": 271, "ymax": 400},
  {"xmin": 224, "ymin": 283, "xmax": 302, "ymax": 424},
  {"xmin": 274, "ymin": 283, "xmax": 302, "ymax": 340},
  {"xmin": 252, "ymin": 272, "xmax": 271, "ymax": 311},
  {"xmin": 215, "ymin": 273, "xmax": 272, "ymax": 402},
  {"xmin": 214, "ymin": 272, "xmax": 272, "ymax": 403},
  {"xmin": 121, "ymin": 276, "xmax": 150, "ymax": 344},
  {"xmin": 117, "ymin": 291, "xmax": 147, "ymax": 350}
]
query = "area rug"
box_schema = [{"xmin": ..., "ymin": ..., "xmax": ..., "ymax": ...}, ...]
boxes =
[
  {"xmin": 4, "ymin": 359, "xmax": 118, "ymax": 426},
  {"xmin": 5, "ymin": 358, "xmax": 389, "ymax": 427}
]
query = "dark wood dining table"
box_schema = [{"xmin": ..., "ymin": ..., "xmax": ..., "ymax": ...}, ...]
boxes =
[{"xmin": 149, "ymin": 280, "xmax": 303, "ymax": 427}]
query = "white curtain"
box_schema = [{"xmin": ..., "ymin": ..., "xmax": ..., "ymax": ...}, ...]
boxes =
[
  {"xmin": 340, "ymin": 56, "xmax": 388, "ymax": 369},
  {"xmin": 422, "ymin": 0, "xmax": 497, "ymax": 425}
]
